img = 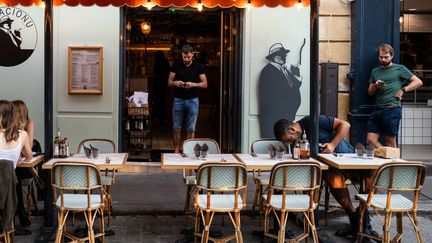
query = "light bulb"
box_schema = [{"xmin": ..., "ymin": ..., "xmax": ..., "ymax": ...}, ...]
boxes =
[
  {"xmin": 246, "ymin": 1, "xmax": 252, "ymax": 11},
  {"xmin": 295, "ymin": 0, "xmax": 303, "ymax": 10},
  {"xmin": 146, "ymin": 0, "xmax": 154, "ymax": 10},
  {"xmin": 197, "ymin": 1, "xmax": 203, "ymax": 12}
]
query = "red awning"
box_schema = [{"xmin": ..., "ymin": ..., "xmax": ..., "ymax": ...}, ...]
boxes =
[{"xmin": 1, "ymin": 0, "xmax": 310, "ymax": 8}]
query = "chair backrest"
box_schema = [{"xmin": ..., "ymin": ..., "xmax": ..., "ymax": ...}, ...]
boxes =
[
  {"xmin": 51, "ymin": 161, "xmax": 103, "ymax": 208},
  {"xmin": 196, "ymin": 162, "xmax": 247, "ymax": 191},
  {"xmin": 196, "ymin": 162, "xmax": 248, "ymax": 210},
  {"xmin": 373, "ymin": 162, "xmax": 426, "ymax": 191},
  {"xmin": 251, "ymin": 139, "xmax": 286, "ymax": 155},
  {"xmin": 77, "ymin": 138, "xmax": 116, "ymax": 154},
  {"xmin": 183, "ymin": 138, "xmax": 220, "ymax": 154},
  {"xmin": 268, "ymin": 162, "xmax": 321, "ymax": 191}
]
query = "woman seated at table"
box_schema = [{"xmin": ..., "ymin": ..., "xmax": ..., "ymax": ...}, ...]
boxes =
[
  {"xmin": 274, "ymin": 115, "xmax": 373, "ymax": 238},
  {"xmin": 0, "ymin": 100, "xmax": 33, "ymax": 232},
  {"xmin": 12, "ymin": 100, "xmax": 37, "ymax": 229}
]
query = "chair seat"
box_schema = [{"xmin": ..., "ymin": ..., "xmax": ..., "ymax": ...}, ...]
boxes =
[
  {"xmin": 101, "ymin": 175, "xmax": 113, "ymax": 185},
  {"xmin": 197, "ymin": 194, "xmax": 244, "ymax": 211},
  {"xmin": 355, "ymin": 194, "xmax": 413, "ymax": 210},
  {"xmin": 55, "ymin": 194, "xmax": 103, "ymax": 210},
  {"xmin": 184, "ymin": 175, "xmax": 196, "ymax": 185},
  {"xmin": 256, "ymin": 173, "xmax": 270, "ymax": 185},
  {"xmin": 262, "ymin": 194, "xmax": 317, "ymax": 211}
]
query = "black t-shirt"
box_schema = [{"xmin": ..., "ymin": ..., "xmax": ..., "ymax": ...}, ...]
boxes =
[{"xmin": 170, "ymin": 60, "xmax": 205, "ymax": 99}]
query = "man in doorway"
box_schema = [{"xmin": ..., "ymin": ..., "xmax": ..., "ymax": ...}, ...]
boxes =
[
  {"xmin": 367, "ymin": 43, "xmax": 423, "ymax": 148},
  {"xmin": 168, "ymin": 44, "xmax": 208, "ymax": 153},
  {"xmin": 259, "ymin": 43, "xmax": 302, "ymax": 138}
]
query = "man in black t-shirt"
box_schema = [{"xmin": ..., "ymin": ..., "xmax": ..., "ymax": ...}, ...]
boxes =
[{"xmin": 167, "ymin": 44, "xmax": 208, "ymax": 153}]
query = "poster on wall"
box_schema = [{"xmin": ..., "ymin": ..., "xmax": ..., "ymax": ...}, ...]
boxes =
[
  {"xmin": 0, "ymin": 7, "xmax": 38, "ymax": 67},
  {"xmin": 68, "ymin": 46, "xmax": 103, "ymax": 94},
  {"xmin": 248, "ymin": 6, "xmax": 310, "ymax": 138}
]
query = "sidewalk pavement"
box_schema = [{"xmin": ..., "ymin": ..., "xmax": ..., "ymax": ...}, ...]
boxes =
[{"xmin": 15, "ymin": 171, "xmax": 432, "ymax": 242}]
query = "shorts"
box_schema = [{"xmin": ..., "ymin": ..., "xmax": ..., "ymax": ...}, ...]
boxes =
[
  {"xmin": 172, "ymin": 97, "xmax": 199, "ymax": 133},
  {"xmin": 367, "ymin": 106, "xmax": 402, "ymax": 137}
]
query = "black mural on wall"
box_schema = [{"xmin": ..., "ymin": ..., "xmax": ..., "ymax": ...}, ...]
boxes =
[
  {"xmin": 0, "ymin": 7, "xmax": 38, "ymax": 67},
  {"xmin": 258, "ymin": 40, "xmax": 306, "ymax": 138}
]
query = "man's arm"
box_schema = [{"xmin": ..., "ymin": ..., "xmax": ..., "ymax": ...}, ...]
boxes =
[
  {"xmin": 321, "ymin": 118, "xmax": 350, "ymax": 153},
  {"xmin": 185, "ymin": 74, "xmax": 207, "ymax": 89},
  {"xmin": 167, "ymin": 72, "xmax": 185, "ymax": 88},
  {"xmin": 395, "ymin": 75, "xmax": 423, "ymax": 100}
]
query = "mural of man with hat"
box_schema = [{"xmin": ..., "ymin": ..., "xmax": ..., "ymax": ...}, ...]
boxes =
[
  {"xmin": 0, "ymin": 15, "xmax": 23, "ymax": 65},
  {"xmin": 258, "ymin": 43, "xmax": 302, "ymax": 137}
]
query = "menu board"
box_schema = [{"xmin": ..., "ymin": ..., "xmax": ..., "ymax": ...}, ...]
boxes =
[{"xmin": 68, "ymin": 46, "xmax": 103, "ymax": 94}]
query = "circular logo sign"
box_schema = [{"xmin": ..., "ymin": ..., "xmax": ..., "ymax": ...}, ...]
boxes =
[{"xmin": 0, "ymin": 7, "xmax": 38, "ymax": 67}]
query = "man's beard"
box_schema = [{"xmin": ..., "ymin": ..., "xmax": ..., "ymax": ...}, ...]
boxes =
[{"xmin": 381, "ymin": 60, "xmax": 391, "ymax": 67}]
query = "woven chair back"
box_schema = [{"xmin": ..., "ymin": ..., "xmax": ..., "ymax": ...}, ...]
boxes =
[
  {"xmin": 269, "ymin": 162, "xmax": 321, "ymax": 191},
  {"xmin": 77, "ymin": 138, "xmax": 116, "ymax": 154},
  {"xmin": 251, "ymin": 139, "xmax": 286, "ymax": 154},
  {"xmin": 196, "ymin": 162, "xmax": 247, "ymax": 192},
  {"xmin": 183, "ymin": 138, "xmax": 220, "ymax": 154},
  {"xmin": 374, "ymin": 162, "xmax": 426, "ymax": 191}
]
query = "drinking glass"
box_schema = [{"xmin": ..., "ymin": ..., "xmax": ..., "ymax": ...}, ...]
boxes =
[
  {"xmin": 276, "ymin": 150, "xmax": 284, "ymax": 160},
  {"xmin": 366, "ymin": 145, "xmax": 375, "ymax": 159}
]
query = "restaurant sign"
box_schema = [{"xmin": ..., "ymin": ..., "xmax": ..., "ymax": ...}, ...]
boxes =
[{"xmin": 0, "ymin": 7, "xmax": 37, "ymax": 67}]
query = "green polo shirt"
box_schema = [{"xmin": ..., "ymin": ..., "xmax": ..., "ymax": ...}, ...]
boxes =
[{"xmin": 368, "ymin": 64, "xmax": 413, "ymax": 107}]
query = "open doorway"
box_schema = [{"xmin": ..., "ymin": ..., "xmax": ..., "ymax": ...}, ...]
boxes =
[{"xmin": 122, "ymin": 6, "xmax": 222, "ymax": 160}]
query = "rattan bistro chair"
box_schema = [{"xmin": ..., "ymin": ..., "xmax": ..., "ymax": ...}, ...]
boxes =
[
  {"xmin": 194, "ymin": 162, "xmax": 248, "ymax": 243},
  {"xmin": 355, "ymin": 162, "xmax": 426, "ymax": 243},
  {"xmin": 250, "ymin": 139, "xmax": 286, "ymax": 222},
  {"xmin": 51, "ymin": 161, "xmax": 105, "ymax": 243},
  {"xmin": 263, "ymin": 161, "xmax": 321, "ymax": 243},
  {"xmin": 182, "ymin": 138, "xmax": 220, "ymax": 215},
  {"xmin": 78, "ymin": 138, "xmax": 116, "ymax": 226},
  {"xmin": 0, "ymin": 225, "xmax": 14, "ymax": 243}
]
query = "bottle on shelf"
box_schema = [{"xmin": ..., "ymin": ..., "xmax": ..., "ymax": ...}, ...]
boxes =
[
  {"xmin": 293, "ymin": 139, "xmax": 300, "ymax": 160},
  {"xmin": 299, "ymin": 130, "xmax": 310, "ymax": 159},
  {"xmin": 64, "ymin": 138, "xmax": 70, "ymax": 157},
  {"xmin": 53, "ymin": 136, "xmax": 59, "ymax": 158}
]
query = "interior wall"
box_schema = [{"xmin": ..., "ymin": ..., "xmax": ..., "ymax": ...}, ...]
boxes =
[
  {"xmin": 241, "ymin": 6, "xmax": 310, "ymax": 153},
  {"xmin": 53, "ymin": 6, "xmax": 120, "ymax": 152},
  {"xmin": 0, "ymin": 6, "xmax": 45, "ymax": 148}
]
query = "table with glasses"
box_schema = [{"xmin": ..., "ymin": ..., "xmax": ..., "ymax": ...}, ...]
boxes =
[
  {"xmin": 42, "ymin": 153, "xmax": 128, "ymax": 170},
  {"xmin": 161, "ymin": 153, "xmax": 239, "ymax": 170},
  {"xmin": 235, "ymin": 153, "xmax": 329, "ymax": 170},
  {"xmin": 317, "ymin": 153, "xmax": 403, "ymax": 170}
]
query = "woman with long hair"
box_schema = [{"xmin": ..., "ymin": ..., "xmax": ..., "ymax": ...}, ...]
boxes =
[
  {"xmin": 0, "ymin": 100, "xmax": 32, "ymax": 168},
  {"xmin": 12, "ymin": 100, "xmax": 34, "ymax": 144}
]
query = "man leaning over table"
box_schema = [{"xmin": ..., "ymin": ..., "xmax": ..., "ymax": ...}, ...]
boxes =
[{"xmin": 274, "ymin": 115, "xmax": 374, "ymax": 238}]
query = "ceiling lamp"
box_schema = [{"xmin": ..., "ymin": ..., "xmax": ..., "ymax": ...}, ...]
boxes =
[
  {"xmin": 140, "ymin": 21, "xmax": 151, "ymax": 35},
  {"xmin": 146, "ymin": 0, "xmax": 154, "ymax": 10},
  {"xmin": 197, "ymin": 0, "xmax": 203, "ymax": 12},
  {"xmin": 295, "ymin": 0, "xmax": 303, "ymax": 10},
  {"xmin": 246, "ymin": 0, "xmax": 252, "ymax": 11}
]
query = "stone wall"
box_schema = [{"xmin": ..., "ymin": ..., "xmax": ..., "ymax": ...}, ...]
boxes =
[{"xmin": 319, "ymin": 0, "xmax": 352, "ymax": 121}]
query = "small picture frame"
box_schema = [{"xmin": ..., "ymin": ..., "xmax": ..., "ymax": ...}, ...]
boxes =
[{"xmin": 68, "ymin": 46, "xmax": 103, "ymax": 94}]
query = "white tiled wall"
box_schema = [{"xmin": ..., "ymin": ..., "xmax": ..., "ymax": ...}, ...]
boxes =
[{"xmin": 399, "ymin": 107, "xmax": 432, "ymax": 145}]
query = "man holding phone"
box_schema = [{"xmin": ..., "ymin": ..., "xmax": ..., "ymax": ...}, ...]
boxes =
[
  {"xmin": 168, "ymin": 44, "xmax": 208, "ymax": 153},
  {"xmin": 367, "ymin": 43, "xmax": 423, "ymax": 148}
]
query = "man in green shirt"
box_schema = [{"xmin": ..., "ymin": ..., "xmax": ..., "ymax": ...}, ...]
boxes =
[{"xmin": 367, "ymin": 43, "xmax": 423, "ymax": 148}]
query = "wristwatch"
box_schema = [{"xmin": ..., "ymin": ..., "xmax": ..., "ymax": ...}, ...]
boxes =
[{"xmin": 401, "ymin": 87, "xmax": 406, "ymax": 93}]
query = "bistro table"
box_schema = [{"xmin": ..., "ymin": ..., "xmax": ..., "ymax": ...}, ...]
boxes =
[
  {"xmin": 42, "ymin": 152, "xmax": 128, "ymax": 170},
  {"xmin": 161, "ymin": 153, "xmax": 239, "ymax": 169},
  {"xmin": 18, "ymin": 154, "xmax": 45, "ymax": 168},
  {"xmin": 317, "ymin": 153, "xmax": 403, "ymax": 170},
  {"xmin": 235, "ymin": 153, "xmax": 329, "ymax": 170}
]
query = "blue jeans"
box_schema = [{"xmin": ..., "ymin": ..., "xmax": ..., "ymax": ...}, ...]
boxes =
[
  {"xmin": 367, "ymin": 106, "xmax": 402, "ymax": 136},
  {"xmin": 172, "ymin": 97, "xmax": 199, "ymax": 133}
]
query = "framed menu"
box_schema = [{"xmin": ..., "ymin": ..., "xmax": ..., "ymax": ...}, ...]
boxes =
[{"xmin": 68, "ymin": 46, "xmax": 103, "ymax": 94}]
